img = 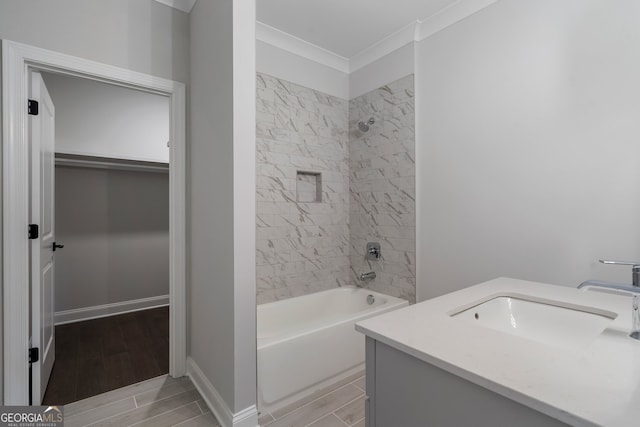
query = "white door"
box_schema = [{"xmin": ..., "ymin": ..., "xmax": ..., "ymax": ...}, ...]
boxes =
[{"xmin": 30, "ymin": 70, "xmax": 57, "ymax": 404}]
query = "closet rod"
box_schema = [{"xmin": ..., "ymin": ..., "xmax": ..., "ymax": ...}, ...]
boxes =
[{"xmin": 55, "ymin": 155, "xmax": 169, "ymax": 174}]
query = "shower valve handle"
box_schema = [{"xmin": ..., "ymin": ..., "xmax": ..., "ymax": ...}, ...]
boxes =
[{"xmin": 366, "ymin": 242, "xmax": 381, "ymax": 260}]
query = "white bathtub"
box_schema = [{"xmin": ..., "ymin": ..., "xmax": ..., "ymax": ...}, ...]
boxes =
[{"xmin": 257, "ymin": 286, "xmax": 408, "ymax": 412}]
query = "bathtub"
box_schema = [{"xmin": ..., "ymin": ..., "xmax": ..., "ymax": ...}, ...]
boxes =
[{"xmin": 257, "ymin": 286, "xmax": 408, "ymax": 412}]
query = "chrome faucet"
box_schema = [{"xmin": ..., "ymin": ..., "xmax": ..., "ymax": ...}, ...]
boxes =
[
  {"xmin": 577, "ymin": 259, "xmax": 640, "ymax": 294},
  {"xmin": 599, "ymin": 259, "xmax": 640, "ymax": 287},
  {"xmin": 360, "ymin": 271, "xmax": 376, "ymax": 282},
  {"xmin": 579, "ymin": 260, "xmax": 640, "ymax": 341},
  {"xmin": 632, "ymin": 297, "xmax": 640, "ymax": 340}
]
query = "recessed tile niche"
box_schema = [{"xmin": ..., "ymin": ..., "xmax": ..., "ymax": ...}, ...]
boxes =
[{"xmin": 296, "ymin": 171, "xmax": 322, "ymax": 203}]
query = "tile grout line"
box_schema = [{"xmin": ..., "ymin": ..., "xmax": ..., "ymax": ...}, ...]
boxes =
[
  {"xmin": 64, "ymin": 396, "xmax": 137, "ymax": 423},
  {"xmin": 270, "ymin": 382, "xmax": 357, "ymax": 421},
  {"xmin": 349, "ymin": 416, "xmax": 365, "ymax": 426},
  {"xmin": 303, "ymin": 412, "xmax": 349, "ymax": 427},
  {"xmin": 127, "ymin": 402, "xmax": 199, "ymax": 427},
  {"xmin": 75, "ymin": 397, "xmax": 141, "ymax": 427},
  {"xmin": 83, "ymin": 390, "xmax": 198, "ymax": 427},
  {"xmin": 84, "ymin": 401, "xmax": 143, "ymax": 427},
  {"xmin": 302, "ymin": 413, "xmax": 334, "ymax": 427},
  {"xmin": 258, "ymin": 410, "xmax": 276, "ymax": 427},
  {"xmin": 283, "ymin": 388, "xmax": 365, "ymax": 427},
  {"xmin": 64, "ymin": 374, "xmax": 173, "ymax": 415},
  {"xmin": 348, "ymin": 376, "xmax": 365, "ymax": 393},
  {"xmin": 270, "ymin": 374, "xmax": 365, "ymax": 421},
  {"xmin": 173, "ymin": 413, "xmax": 214, "ymax": 427},
  {"xmin": 133, "ymin": 384, "xmax": 196, "ymax": 409},
  {"xmin": 329, "ymin": 394, "xmax": 366, "ymax": 427}
]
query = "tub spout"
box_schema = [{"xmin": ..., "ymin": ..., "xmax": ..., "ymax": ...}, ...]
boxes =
[{"xmin": 359, "ymin": 271, "xmax": 376, "ymax": 282}]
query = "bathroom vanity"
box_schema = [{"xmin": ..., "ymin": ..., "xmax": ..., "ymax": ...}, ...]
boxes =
[{"xmin": 355, "ymin": 278, "xmax": 640, "ymax": 427}]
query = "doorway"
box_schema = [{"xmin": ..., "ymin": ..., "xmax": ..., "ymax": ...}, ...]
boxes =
[
  {"xmin": 35, "ymin": 71, "xmax": 172, "ymax": 404},
  {"xmin": 2, "ymin": 40, "xmax": 187, "ymax": 405}
]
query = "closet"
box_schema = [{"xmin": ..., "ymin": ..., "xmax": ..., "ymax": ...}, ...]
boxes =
[{"xmin": 39, "ymin": 72, "xmax": 171, "ymax": 404}]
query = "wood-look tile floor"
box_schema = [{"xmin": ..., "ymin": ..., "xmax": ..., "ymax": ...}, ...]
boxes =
[
  {"xmin": 43, "ymin": 307, "xmax": 170, "ymax": 405},
  {"xmin": 62, "ymin": 374, "xmax": 219, "ymax": 427},
  {"xmin": 58, "ymin": 370, "xmax": 365, "ymax": 426},
  {"xmin": 260, "ymin": 371, "xmax": 366, "ymax": 427}
]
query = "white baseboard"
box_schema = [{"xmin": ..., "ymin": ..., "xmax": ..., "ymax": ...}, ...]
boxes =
[
  {"xmin": 54, "ymin": 295, "xmax": 170, "ymax": 325},
  {"xmin": 187, "ymin": 357, "xmax": 258, "ymax": 427}
]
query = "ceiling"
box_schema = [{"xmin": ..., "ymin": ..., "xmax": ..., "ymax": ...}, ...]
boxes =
[
  {"xmin": 154, "ymin": 0, "xmax": 196, "ymax": 13},
  {"xmin": 256, "ymin": 0, "xmax": 462, "ymax": 58},
  {"xmin": 155, "ymin": 0, "xmax": 490, "ymax": 61}
]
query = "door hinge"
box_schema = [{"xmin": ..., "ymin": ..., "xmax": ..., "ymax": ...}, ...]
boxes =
[
  {"xmin": 28, "ymin": 99, "xmax": 39, "ymax": 116},
  {"xmin": 29, "ymin": 347, "xmax": 39, "ymax": 364},
  {"xmin": 28, "ymin": 224, "xmax": 39, "ymax": 239}
]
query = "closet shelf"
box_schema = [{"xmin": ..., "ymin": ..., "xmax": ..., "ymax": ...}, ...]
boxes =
[{"xmin": 55, "ymin": 153, "xmax": 169, "ymax": 173}]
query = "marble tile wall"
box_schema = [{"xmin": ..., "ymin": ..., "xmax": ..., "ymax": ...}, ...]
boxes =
[
  {"xmin": 348, "ymin": 75, "xmax": 416, "ymax": 303},
  {"xmin": 256, "ymin": 73, "xmax": 350, "ymax": 304},
  {"xmin": 256, "ymin": 73, "xmax": 415, "ymax": 304}
]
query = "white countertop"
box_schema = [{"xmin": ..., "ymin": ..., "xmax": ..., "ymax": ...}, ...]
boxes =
[{"xmin": 355, "ymin": 278, "xmax": 640, "ymax": 427}]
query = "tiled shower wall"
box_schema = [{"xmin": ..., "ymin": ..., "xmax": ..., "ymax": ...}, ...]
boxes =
[
  {"xmin": 256, "ymin": 73, "xmax": 350, "ymax": 304},
  {"xmin": 349, "ymin": 76, "xmax": 416, "ymax": 303},
  {"xmin": 256, "ymin": 73, "xmax": 415, "ymax": 304}
]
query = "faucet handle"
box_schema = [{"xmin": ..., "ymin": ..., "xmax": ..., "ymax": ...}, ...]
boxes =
[
  {"xmin": 600, "ymin": 259, "xmax": 640, "ymax": 287},
  {"xmin": 599, "ymin": 260, "xmax": 640, "ymax": 267}
]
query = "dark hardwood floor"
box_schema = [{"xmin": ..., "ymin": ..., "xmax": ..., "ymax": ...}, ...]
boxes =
[{"xmin": 42, "ymin": 306, "xmax": 169, "ymax": 405}]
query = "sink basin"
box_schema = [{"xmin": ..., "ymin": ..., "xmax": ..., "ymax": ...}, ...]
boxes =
[{"xmin": 451, "ymin": 296, "xmax": 616, "ymax": 349}]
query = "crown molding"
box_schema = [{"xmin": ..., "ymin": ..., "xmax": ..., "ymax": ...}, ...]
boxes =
[
  {"xmin": 349, "ymin": 21, "xmax": 418, "ymax": 73},
  {"xmin": 350, "ymin": 0, "xmax": 500, "ymax": 71},
  {"xmin": 257, "ymin": 0, "xmax": 499, "ymax": 75},
  {"xmin": 156, "ymin": 0, "xmax": 499, "ymax": 73},
  {"xmin": 416, "ymin": 0, "xmax": 500, "ymax": 41},
  {"xmin": 256, "ymin": 21, "xmax": 350, "ymax": 74},
  {"xmin": 154, "ymin": 0, "xmax": 196, "ymax": 13}
]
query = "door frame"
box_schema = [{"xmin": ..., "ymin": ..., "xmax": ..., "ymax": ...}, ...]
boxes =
[{"xmin": 2, "ymin": 40, "xmax": 187, "ymax": 404}]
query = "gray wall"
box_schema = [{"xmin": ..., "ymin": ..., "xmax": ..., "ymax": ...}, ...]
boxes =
[
  {"xmin": 189, "ymin": 0, "xmax": 235, "ymax": 408},
  {"xmin": 0, "ymin": 0, "xmax": 189, "ymax": 82},
  {"xmin": 42, "ymin": 73, "xmax": 170, "ymax": 163},
  {"xmin": 0, "ymin": 0, "xmax": 188, "ymax": 405},
  {"xmin": 47, "ymin": 72, "xmax": 170, "ymax": 314},
  {"xmin": 189, "ymin": 0, "xmax": 257, "ymax": 415},
  {"xmin": 55, "ymin": 166, "xmax": 169, "ymax": 312},
  {"xmin": 416, "ymin": 0, "xmax": 640, "ymax": 300}
]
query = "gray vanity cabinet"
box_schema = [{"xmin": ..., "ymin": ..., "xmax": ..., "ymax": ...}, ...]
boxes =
[{"xmin": 364, "ymin": 337, "xmax": 569, "ymax": 427}]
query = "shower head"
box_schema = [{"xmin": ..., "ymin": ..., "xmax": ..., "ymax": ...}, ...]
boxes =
[{"xmin": 357, "ymin": 117, "xmax": 375, "ymax": 132}]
